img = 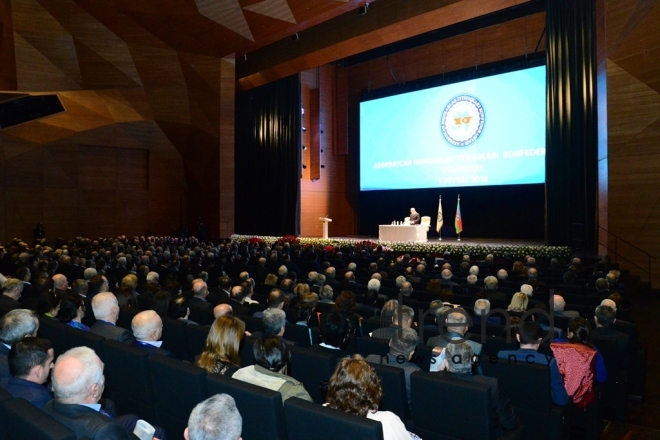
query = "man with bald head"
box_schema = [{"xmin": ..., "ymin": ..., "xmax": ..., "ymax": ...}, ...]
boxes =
[
  {"xmin": 90, "ymin": 292, "xmax": 134, "ymax": 343},
  {"xmin": 131, "ymin": 310, "xmax": 173, "ymax": 357},
  {"xmin": 52, "ymin": 274, "xmax": 69, "ymax": 296},
  {"xmin": 189, "ymin": 279, "xmax": 212, "ymax": 311},
  {"xmin": 42, "ymin": 346, "xmax": 164, "ymax": 439},
  {"xmin": 213, "ymin": 303, "xmax": 233, "ymax": 319}
]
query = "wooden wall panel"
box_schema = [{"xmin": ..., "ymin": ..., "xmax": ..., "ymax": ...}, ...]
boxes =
[
  {"xmin": 604, "ymin": 0, "xmax": 660, "ymax": 286},
  {"xmin": 309, "ymin": 89, "xmax": 321, "ymax": 181},
  {"xmin": 301, "ymin": 64, "xmax": 357, "ymax": 237}
]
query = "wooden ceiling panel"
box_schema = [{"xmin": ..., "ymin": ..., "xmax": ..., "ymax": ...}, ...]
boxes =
[
  {"xmin": 38, "ymin": 0, "xmax": 143, "ymax": 87},
  {"xmin": 13, "ymin": 32, "xmax": 81, "ymax": 91}
]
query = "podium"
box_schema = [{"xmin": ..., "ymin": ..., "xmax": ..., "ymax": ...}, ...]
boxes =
[{"xmin": 319, "ymin": 217, "xmax": 332, "ymax": 239}]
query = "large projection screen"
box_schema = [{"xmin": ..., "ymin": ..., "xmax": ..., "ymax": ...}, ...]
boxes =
[{"xmin": 359, "ymin": 66, "xmax": 546, "ymax": 191}]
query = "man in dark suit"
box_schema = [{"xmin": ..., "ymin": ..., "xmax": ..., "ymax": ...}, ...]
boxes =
[
  {"xmin": 0, "ymin": 309, "xmax": 39, "ymax": 381},
  {"xmin": 16, "ymin": 266, "xmax": 37, "ymax": 310},
  {"xmin": 593, "ymin": 304, "xmax": 630, "ymax": 368},
  {"xmin": 3, "ymin": 337, "xmax": 55, "ymax": 408},
  {"xmin": 0, "ymin": 279, "xmax": 24, "ymax": 316},
  {"xmin": 130, "ymin": 310, "xmax": 173, "ymax": 357},
  {"xmin": 42, "ymin": 346, "xmax": 164, "ymax": 439},
  {"xmin": 189, "ymin": 279, "xmax": 212, "ymax": 311},
  {"xmin": 228, "ymin": 285, "xmax": 251, "ymax": 317},
  {"xmin": 409, "ymin": 207, "xmax": 421, "ymax": 225},
  {"xmin": 370, "ymin": 305, "xmax": 414, "ymax": 340},
  {"xmin": 90, "ymin": 292, "xmax": 134, "ymax": 344}
]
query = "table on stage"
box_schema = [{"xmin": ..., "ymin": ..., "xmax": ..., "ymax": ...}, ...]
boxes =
[{"xmin": 378, "ymin": 225, "xmax": 428, "ymax": 243}]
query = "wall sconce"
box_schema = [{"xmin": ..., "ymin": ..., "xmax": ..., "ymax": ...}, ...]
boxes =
[{"xmin": 302, "ymin": 146, "xmax": 307, "ymax": 150}]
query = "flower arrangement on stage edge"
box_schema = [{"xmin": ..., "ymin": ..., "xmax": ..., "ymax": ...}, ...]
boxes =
[
  {"xmin": 247, "ymin": 237, "xmax": 265, "ymax": 246},
  {"xmin": 231, "ymin": 234, "xmax": 572, "ymax": 260},
  {"xmin": 277, "ymin": 235, "xmax": 300, "ymax": 246}
]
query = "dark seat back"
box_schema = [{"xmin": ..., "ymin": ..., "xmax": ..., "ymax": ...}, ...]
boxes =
[
  {"xmin": 37, "ymin": 317, "xmax": 68, "ymax": 356},
  {"xmin": 369, "ymin": 362, "xmax": 411, "ymax": 422},
  {"xmin": 0, "ymin": 387, "xmax": 12, "ymax": 438},
  {"xmin": 357, "ymin": 336, "xmax": 389, "ymax": 358},
  {"xmin": 161, "ymin": 317, "xmax": 189, "ymax": 360},
  {"xmin": 287, "ymin": 346, "xmax": 336, "ymax": 403},
  {"xmin": 148, "ymin": 354, "xmax": 208, "ymax": 439},
  {"xmin": 284, "ymin": 324, "xmax": 313, "ymax": 347},
  {"xmin": 101, "ymin": 339, "xmax": 157, "ymax": 422},
  {"xmin": 61, "ymin": 327, "xmax": 106, "ymax": 360},
  {"xmin": 186, "ymin": 324, "xmax": 210, "ymax": 362},
  {"xmin": 410, "ymin": 371, "xmax": 492, "ymax": 439},
  {"xmin": 206, "ymin": 373, "xmax": 287, "ymax": 440},
  {"xmin": 117, "ymin": 308, "xmax": 140, "ymax": 331},
  {"xmin": 284, "ymin": 397, "xmax": 384, "ymax": 440},
  {"xmin": 2, "ymin": 398, "xmax": 76, "ymax": 440}
]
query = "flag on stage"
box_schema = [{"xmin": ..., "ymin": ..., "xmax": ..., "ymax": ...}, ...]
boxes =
[
  {"xmin": 436, "ymin": 197, "xmax": 443, "ymax": 233},
  {"xmin": 455, "ymin": 198, "xmax": 463, "ymax": 234}
]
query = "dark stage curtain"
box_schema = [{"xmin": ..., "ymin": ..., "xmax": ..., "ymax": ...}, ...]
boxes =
[
  {"xmin": 235, "ymin": 75, "xmax": 301, "ymax": 236},
  {"xmin": 545, "ymin": 0, "xmax": 598, "ymax": 249}
]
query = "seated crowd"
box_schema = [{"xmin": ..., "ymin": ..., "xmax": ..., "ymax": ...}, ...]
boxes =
[{"xmin": 0, "ymin": 236, "xmax": 643, "ymax": 439}]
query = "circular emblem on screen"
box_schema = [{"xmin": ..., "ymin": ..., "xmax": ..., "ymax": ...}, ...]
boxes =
[{"xmin": 440, "ymin": 94, "xmax": 485, "ymax": 147}]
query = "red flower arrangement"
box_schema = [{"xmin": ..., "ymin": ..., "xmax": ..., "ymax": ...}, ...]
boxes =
[{"xmin": 277, "ymin": 235, "xmax": 300, "ymax": 246}]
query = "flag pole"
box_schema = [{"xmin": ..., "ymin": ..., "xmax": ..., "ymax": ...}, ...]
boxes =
[
  {"xmin": 457, "ymin": 194, "xmax": 461, "ymax": 242},
  {"xmin": 438, "ymin": 195, "xmax": 442, "ymax": 241}
]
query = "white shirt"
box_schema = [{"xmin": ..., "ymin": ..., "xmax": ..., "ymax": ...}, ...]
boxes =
[{"xmin": 366, "ymin": 411, "xmax": 414, "ymax": 440}]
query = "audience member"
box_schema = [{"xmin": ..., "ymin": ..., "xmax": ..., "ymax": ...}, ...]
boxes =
[
  {"xmin": 3, "ymin": 337, "xmax": 54, "ymax": 408},
  {"xmin": 131, "ymin": 310, "xmax": 172, "ymax": 357},
  {"xmin": 196, "ymin": 316, "xmax": 245, "ymax": 375},
  {"xmin": 90, "ymin": 292, "xmax": 134, "ymax": 343},
  {"xmin": 233, "ymin": 336, "xmax": 312, "ymax": 402},
  {"xmin": 184, "ymin": 394, "xmax": 242, "ymax": 440},
  {"xmin": 326, "ymin": 355, "xmax": 415, "ymax": 440}
]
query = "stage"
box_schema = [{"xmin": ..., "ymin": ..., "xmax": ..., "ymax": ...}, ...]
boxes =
[{"xmin": 332, "ymin": 236, "xmax": 545, "ymax": 247}]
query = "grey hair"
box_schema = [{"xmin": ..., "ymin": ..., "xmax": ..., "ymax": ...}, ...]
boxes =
[
  {"xmin": 319, "ymin": 285, "xmax": 333, "ymax": 300},
  {"xmin": 367, "ymin": 279, "xmax": 381, "ymax": 292},
  {"xmin": 0, "ymin": 309, "xmax": 38, "ymax": 345},
  {"xmin": 91, "ymin": 292, "xmax": 118, "ymax": 321},
  {"xmin": 445, "ymin": 341, "xmax": 473, "ymax": 374},
  {"xmin": 262, "ymin": 308, "xmax": 286, "ymax": 336},
  {"xmin": 474, "ymin": 299, "xmax": 491, "ymax": 316},
  {"xmin": 393, "ymin": 305, "xmax": 414, "ymax": 325},
  {"xmin": 187, "ymin": 394, "xmax": 242, "ymax": 440},
  {"xmin": 389, "ymin": 328, "xmax": 418, "ymax": 357},
  {"xmin": 484, "ymin": 276, "xmax": 498, "ymax": 290},
  {"xmin": 52, "ymin": 347, "xmax": 104, "ymax": 402}
]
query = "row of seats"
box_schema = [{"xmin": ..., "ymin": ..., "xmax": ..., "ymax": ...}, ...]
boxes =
[{"xmin": 27, "ymin": 323, "xmax": 536, "ymax": 440}]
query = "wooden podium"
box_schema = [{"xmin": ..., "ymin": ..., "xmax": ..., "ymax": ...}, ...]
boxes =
[{"xmin": 319, "ymin": 217, "xmax": 332, "ymax": 239}]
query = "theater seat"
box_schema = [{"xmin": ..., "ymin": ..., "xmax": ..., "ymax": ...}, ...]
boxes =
[
  {"xmin": 206, "ymin": 373, "xmax": 287, "ymax": 440},
  {"xmin": 284, "ymin": 397, "xmax": 384, "ymax": 440},
  {"xmin": 2, "ymin": 398, "xmax": 76, "ymax": 440},
  {"xmin": 148, "ymin": 354, "xmax": 207, "ymax": 440}
]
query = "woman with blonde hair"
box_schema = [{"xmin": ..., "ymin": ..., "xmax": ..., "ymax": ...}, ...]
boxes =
[
  {"xmin": 196, "ymin": 316, "xmax": 245, "ymax": 375},
  {"xmin": 506, "ymin": 292, "xmax": 528, "ymax": 316},
  {"xmin": 293, "ymin": 283, "xmax": 310, "ymax": 298}
]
